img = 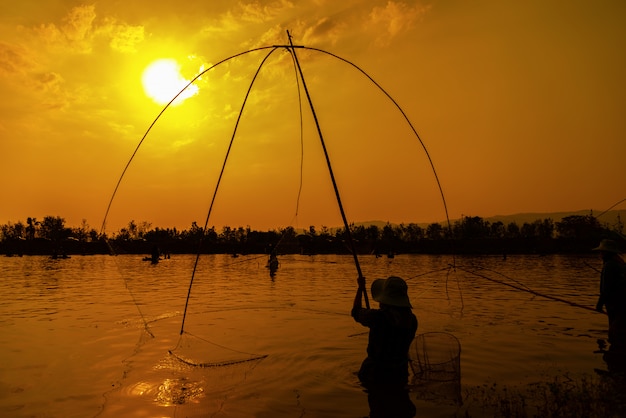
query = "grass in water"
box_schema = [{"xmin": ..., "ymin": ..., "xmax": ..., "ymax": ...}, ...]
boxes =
[{"xmin": 459, "ymin": 372, "xmax": 626, "ymax": 417}]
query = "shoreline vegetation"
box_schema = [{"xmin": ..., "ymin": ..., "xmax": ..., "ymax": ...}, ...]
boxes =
[
  {"xmin": 1, "ymin": 213, "xmax": 623, "ymax": 257},
  {"xmin": 3, "ymin": 215, "xmax": 626, "ymax": 415}
]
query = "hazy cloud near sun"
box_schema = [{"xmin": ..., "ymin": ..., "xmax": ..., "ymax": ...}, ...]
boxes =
[
  {"xmin": 23, "ymin": 5, "xmax": 144, "ymax": 55},
  {"xmin": 368, "ymin": 1, "xmax": 431, "ymax": 45},
  {"xmin": 102, "ymin": 19, "xmax": 145, "ymax": 54},
  {"xmin": 32, "ymin": 5, "xmax": 97, "ymax": 53},
  {"xmin": 0, "ymin": 0, "xmax": 432, "ymax": 124},
  {"xmin": 0, "ymin": 4, "xmax": 147, "ymax": 118},
  {"xmin": 238, "ymin": 0, "xmax": 295, "ymax": 23},
  {"xmin": 195, "ymin": 0, "xmax": 431, "ymax": 50}
]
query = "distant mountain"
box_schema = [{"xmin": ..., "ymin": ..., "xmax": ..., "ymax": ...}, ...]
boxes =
[{"xmin": 480, "ymin": 209, "xmax": 624, "ymax": 228}]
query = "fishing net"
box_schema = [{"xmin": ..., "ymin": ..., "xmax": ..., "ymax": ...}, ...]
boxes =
[
  {"xmin": 103, "ymin": 244, "xmax": 270, "ymax": 367},
  {"xmin": 409, "ymin": 332, "xmax": 462, "ymax": 404},
  {"xmin": 169, "ymin": 330, "xmax": 268, "ymax": 368},
  {"xmin": 410, "ymin": 332, "xmax": 461, "ymax": 382}
]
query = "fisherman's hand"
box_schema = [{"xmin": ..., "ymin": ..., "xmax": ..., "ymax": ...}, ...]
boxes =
[{"xmin": 357, "ymin": 276, "xmax": 366, "ymax": 289}]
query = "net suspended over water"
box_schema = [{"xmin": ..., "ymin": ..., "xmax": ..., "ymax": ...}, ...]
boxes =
[{"xmin": 168, "ymin": 311, "xmax": 269, "ymax": 368}]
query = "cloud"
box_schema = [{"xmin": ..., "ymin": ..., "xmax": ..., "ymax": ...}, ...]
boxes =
[
  {"xmin": 27, "ymin": 4, "xmax": 143, "ymax": 55},
  {"xmin": 0, "ymin": 42, "xmax": 34, "ymax": 76},
  {"xmin": 33, "ymin": 4, "xmax": 96, "ymax": 53},
  {"xmin": 199, "ymin": 0, "xmax": 295, "ymax": 38},
  {"xmin": 108, "ymin": 121, "xmax": 137, "ymax": 137},
  {"xmin": 238, "ymin": 0, "xmax": 295, "ymax": 23},
  {"xmin": 0, "ymin": 41, "xmax": 66, "ymax": 108},
  {"xmin": 101, "ymin": 18, "xmax": 145, "ymax": 54},
  {"xmin": 0, "ymin": 4, "xmax": 148, "ymax": 118},
  {"xmin": 367, "ymin": 1, "xmax": 431, "ymax": 45},
  {"xmin": 31, "ymin": 71, "xmax": 64, "ymax": 93},
  {"xmin": 60, "ymin": 3, "xmax": 96, "ymax": 42},
  {"xmin": 302, "ymin": 17, "xmax": 346, "ymax": 46},
  {"xmin": 246, "ymin": 16, "xmax": 345, "ymax": 50}
]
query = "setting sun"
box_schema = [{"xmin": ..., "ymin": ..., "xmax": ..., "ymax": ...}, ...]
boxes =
[{"xmin": 141, "ymin": 58, "xmax": 199, "ymax": 105}]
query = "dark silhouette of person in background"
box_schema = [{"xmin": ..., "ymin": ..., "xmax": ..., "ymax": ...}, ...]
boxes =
[
  {"xmin": 352, "ymin": 276, "xmax": 418, "ymax": 417},
  {"xmin": 594, "ymin": 239, "xmax": 626, "ymax": 373},
  {"xmin": 594, "ymin": 239, "xmax": 626, "ymax": 347},
  {"xmin": 150, "ymin": 245, "xmax": 160, "ymax": 264},
  {"xmin": 266, "ymin": 244, "xmax": 279, "ymax": 277}
]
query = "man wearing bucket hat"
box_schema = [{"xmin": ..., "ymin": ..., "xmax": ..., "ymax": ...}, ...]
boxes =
[
  {"xmin": 351, "ymin": 276, "xmax": 418, "ymax": 388},
  {"xmin": 593, "ymin": 239, "xmax": 626, "ymax": 349}
]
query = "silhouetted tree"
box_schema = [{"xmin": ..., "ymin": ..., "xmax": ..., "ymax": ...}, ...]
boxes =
[
  {"xmin": 26, "ymin": 217, "xmax": 39, "ymax": 240},
  {"xmin": 426, "ymin": 223, "xmax": 444, "ymax": 240},
  {"xmin": 182, "ymin": 221, "xmax": 204, "ymax": 241},
  {"xmin": 536, "ymin": 218, "xmax": 555, "ymax": 239},
  {"xmin": 556, "ymin": 215, "xmax": 602, "ymax": 239},
  {"xmin": 40, "ymin": 216, "xmax": 69, "ymax": 242},
  {"xmin": 277, "ymin": 226, "xmax": 294, "ymax": 241},
  {"xmin": 89, "ymin": 229, "xmax": 99, "ymax": 242},
  {"xmin": 401, "ymin": 223, "xmax": 424, "ymax": 243},
  {"xmin": 73, "ymin": 219, "xmax": 90, "ymax": 242},
  {"xmin": 319, "ymin": 225, "xmax": 331, "ymax": 239},
  {"xmin": 0, "ymin": 221, "xmax": 25, "ymax": 240},
  {"xmin": 454, "ymin": 216, "xmax": 490, "ymax": 239},
  {"xmin": 506, "ymin": 222, "xmax": 520, "ymax": 238},
  {"xmin": 126, "ymin": 220, "xmax": 138, "ymax": 240},
  {"xmin": 520, "ymin": 222, "xmax": 536, "ymax": 238},
  {"xmin": 137, "ymin": 221, "xmax": 152, "ymax": 239},
  {"xmin": 490, "ymin": 221, "xmax": 505, "ymax": 239}
]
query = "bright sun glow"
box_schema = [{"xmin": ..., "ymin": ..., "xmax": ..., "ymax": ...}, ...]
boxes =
[{"xmin": 142, "ymin": 59, "xmax": 199, "ymax": 105}]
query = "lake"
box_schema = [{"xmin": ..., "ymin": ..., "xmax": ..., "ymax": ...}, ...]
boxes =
[{"xmin": 0, "ymin": 253, "xmax": 609, "ymax": 417}]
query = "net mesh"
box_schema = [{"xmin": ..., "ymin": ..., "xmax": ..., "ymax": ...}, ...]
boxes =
[
  {"xmin": 169, "ymin": 331, "xmax": 268, "ymax": 368},
  {"xmin": 409, "ymin": 332, "xmax": 462, "ymax": 405},
  {"xmin": 410, "ymin": 331, "xmax": 461, "ymax": 382}
]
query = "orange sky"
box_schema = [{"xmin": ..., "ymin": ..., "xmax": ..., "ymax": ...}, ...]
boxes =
[{"xmin": 1, "ymin": 1, "xmax": 625, "ymax": 233}]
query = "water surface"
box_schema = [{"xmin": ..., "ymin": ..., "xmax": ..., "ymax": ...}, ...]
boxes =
[{"xmin": 0, "ymin": 254, "xmax": 608, "ymax": 417}]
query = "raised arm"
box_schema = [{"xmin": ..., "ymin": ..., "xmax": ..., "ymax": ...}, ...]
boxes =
[{"xmin": 352, "ymin": 276, "xmax": 366, "ymax": 317}]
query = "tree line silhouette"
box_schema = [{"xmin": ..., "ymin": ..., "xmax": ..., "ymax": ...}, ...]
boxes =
[{"xmin": 0, "ymin": 214, "xmax": 623, "ymax": 257}]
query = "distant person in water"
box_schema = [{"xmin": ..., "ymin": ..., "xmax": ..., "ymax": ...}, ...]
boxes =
[
  {"xmin": 268, "ymin": 252, "xmax": 278, "ymax": 270},
  {"xmin": 594, "ymin": 239, "xmax": 626, "ymax": 349},
  {"xmin": 352, "ymin": 276, "xmax": 418, "ymax": 417},
  {"xmin": 150, "ymin": 245, "xmax": 160, "ymax": 264}
]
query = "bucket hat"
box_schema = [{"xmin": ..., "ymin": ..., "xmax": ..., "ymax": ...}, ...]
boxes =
[
  {"xmin": 371, "ymin": 276, "xmax": 412, "ymax": 308},
  {"xmin": 592, "ymin": 239, "xmax": 621, "ymax": 253}
]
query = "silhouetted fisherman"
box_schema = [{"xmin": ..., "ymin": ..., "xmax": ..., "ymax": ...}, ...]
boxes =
[
  {"xmin": 594, "ymin": 239, "xmax": 626, "ymax": 351},
  {"xmin": 352, "ymin": 276, "xmax": 418, "ymax": 417}
]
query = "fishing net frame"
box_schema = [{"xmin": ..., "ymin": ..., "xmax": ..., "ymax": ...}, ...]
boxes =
[{"xmin": 99, "ymin": 31, "xmax": 451, "ymax": 369}]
